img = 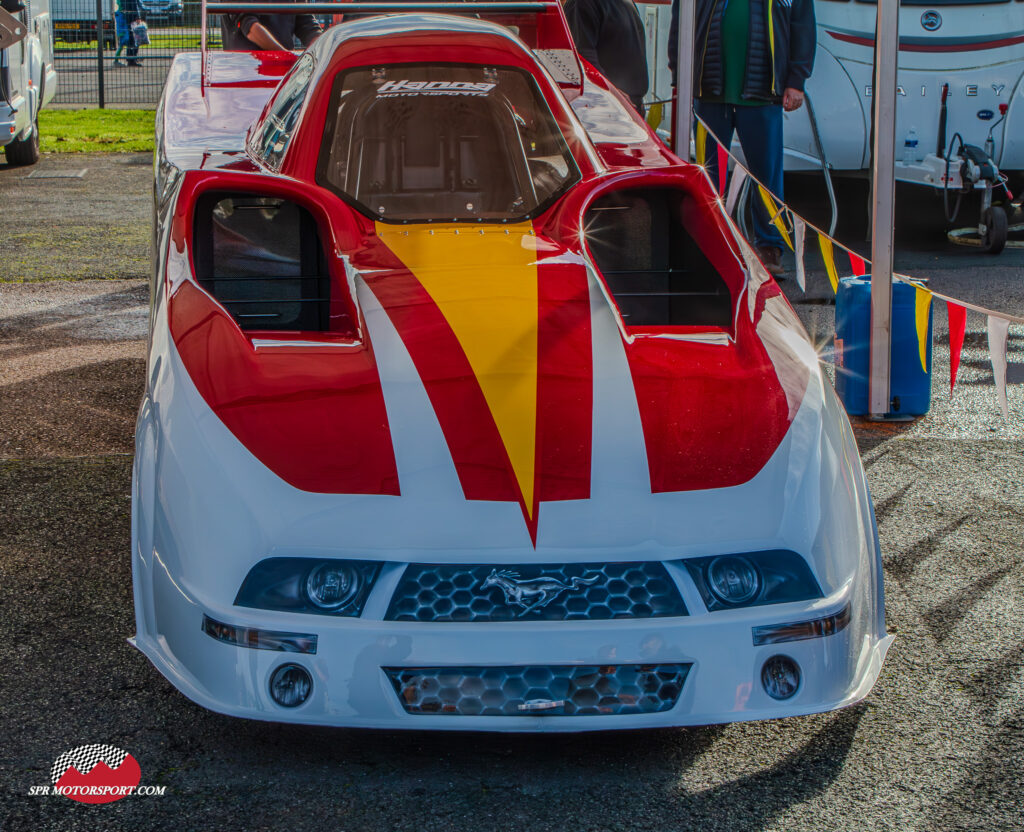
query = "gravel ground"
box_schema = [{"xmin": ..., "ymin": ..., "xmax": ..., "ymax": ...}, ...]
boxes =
[
  {"xmin": 0, "ymin": 153, "xmax": 151, "ymax": 282},
  {"xmin": 0, "ymin": 153, "xmax": 1021, "ymax": 832}
]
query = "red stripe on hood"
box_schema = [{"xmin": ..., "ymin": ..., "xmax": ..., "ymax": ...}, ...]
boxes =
[
  {"xmin": 169, "ymin": 280, "xmax": 400, "ymax": 494},
  {"xmin": 611, "ymin": 179, "xmax": 806, "ymax": 493},
  {"xmin": 536, "ymin": 258, "xmax": 593, "ymax": 503},
  {"xmin": 626, "ymin": 280, "xmax": 802, "ymax": 493}
]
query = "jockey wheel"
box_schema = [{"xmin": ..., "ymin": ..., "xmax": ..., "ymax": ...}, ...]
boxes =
[{"xmin": 943, "ymin": 107, "xmax": 1012, "ymax": 254}]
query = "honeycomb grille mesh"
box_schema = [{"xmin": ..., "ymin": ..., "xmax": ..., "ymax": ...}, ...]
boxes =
[
  {"xmin": 385, "ymin": 664, "xmax": 691, "ymax": 716},
  {"xmin": 385, "ymin": 562, "xmax": 686, "ymax": 622}
]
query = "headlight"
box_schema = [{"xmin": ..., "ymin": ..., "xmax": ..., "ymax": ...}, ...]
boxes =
[
  {"xmin": 305, "ymin": 562, "xmax": 361, "ymax": 610},
  {"xmin": 706, "ymin": 556, "xmax": 760, "ymax": 605},
  {"xmin": 235, "ymin": 558, "xmax": 380, "ymax": 617},
  {"xmin": 682, "ymin": 550, "xmax": 822, "ymax": 612}
]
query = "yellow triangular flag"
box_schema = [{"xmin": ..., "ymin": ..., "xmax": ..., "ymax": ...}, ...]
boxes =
[
  {"xmin": 818, "ymin": 232, "xmax": 839, "ymax": 293},
  {"xmin": 646, "ymin": 101, "xmax": 664, "ymax": 130},
  {"xmin": 914, "ymin": 286, "xmax": 932, "ymax": 373},
  {"xmin": 695, "ymin": 121, "xmax": 708, "ymax": 167},
  {"xmin": 758, "ymin": 185, "xmax": 793, "ymax": 251}
]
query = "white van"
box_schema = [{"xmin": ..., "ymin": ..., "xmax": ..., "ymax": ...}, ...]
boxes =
[{"xmin": 1, "ymin": 0, "xmax": 57, "ymax": 166}]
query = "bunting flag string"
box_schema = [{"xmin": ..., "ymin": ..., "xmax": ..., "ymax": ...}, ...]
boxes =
[
  {"xmin": 987, "ymin": 316, "xmax": 1010, "ymax": 418},
  {"xmin": 947, "ymin": 301, "xmax": 967, "ymax": 394},
  {"xmin": 691, "ymin": 113, "xmax": 1019, "ymax": 416},
  {"xmin": 914, "ymin": 285, "xmax": 932, "ymax": 373},
  {"xmin": 694, "ymin": 115, "xmax": 870, "ymax": 281},
  {"xmin": 793, "ymin": 216, "xmax": 807, "ymax": 293},
  {"xmin": 817, "ymin": 232, "xmax": 840, "ymax": 294},
  {"xmin": 917, "ymin": 286, "xmax": 1024, "ymax": 326}
]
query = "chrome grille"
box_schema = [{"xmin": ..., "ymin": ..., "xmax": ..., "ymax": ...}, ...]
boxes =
[
  {"xmin": 385, "ymin": 664, "xmax": 691, "ymax": 716},
  {"xmin": 384, "ymin": 562, "xmax": 687, "ymax": 622}
]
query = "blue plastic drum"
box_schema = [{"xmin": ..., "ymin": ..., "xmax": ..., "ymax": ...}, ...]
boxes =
[{"xmin": 834, "ymin": 276, "xmax": 933, "ymax": 416}]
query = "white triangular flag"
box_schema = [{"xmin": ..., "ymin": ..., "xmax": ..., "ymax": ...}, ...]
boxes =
[
  {"xmin": 987, "ymin": 315, "xmax": 1010, "ymax": 417},
  {"xmin": 793, "ymin": 216, "xmax": 807, "ymax": 293},
  {"xmin": 725, "ymin": 167, "xmax": 748, "ymax": 216}
]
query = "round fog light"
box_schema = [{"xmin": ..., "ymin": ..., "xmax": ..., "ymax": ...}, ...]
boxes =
[
  {"xmin": 761, "ymin": 655, "xmax": 801, "ymax": 700},
  {"xmin": 707, "ymin": 556, "xmax": 760, "ymax": 605},
  {"xmin": 269, "ymin": 663, "xmax": 312, "ymax": 708},
  {"xmin": 306, "ymin": 562, "xmax": 360, "ymax": 610}
]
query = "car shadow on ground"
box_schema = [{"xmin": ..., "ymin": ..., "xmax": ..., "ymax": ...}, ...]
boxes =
[{"xmin": 215, "ymin": 704, "xmax": 866, "ymax": 824}]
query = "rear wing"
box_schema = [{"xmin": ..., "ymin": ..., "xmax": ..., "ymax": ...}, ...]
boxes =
[{"xmin": 200, "ymin": 0, "xmax": 581, "ymax": 89}]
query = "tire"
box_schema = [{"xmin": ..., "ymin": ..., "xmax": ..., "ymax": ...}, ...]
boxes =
[
  {"xmin": 5, "ymin": 117, "xmax": 40, "ymax": 167},
  {"xmin": 981, "ymin": 205, "xmax": 1008, "ymax": 255}
]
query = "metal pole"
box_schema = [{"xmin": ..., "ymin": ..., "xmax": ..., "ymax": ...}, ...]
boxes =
[
  {"xmin": 201, "ymin": 0, "xmax": 207, "ymax": 89},
  {"xmin": 673, "ymin": 0, "xmax": 695, "ymax": 158},
  {"xmin": 869, "ymin": 0, "xmax": 899, "ymax": 416},
  {"xmin": 95, "ymin": 0, "xmax": 105, "ymax": 108}
]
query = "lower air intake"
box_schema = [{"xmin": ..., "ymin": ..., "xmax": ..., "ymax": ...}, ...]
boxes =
[{"xmin": 384, "ymin": 663, "xmax": 690, "ymax": 716}]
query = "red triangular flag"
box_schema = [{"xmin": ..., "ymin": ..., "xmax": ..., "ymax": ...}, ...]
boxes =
[
  {"xmin": 716, "ymin": 143, "xmax": 728, "ymax": 194},
  {"xmin": 848, "ymin": 252, "xmax": 867, "ymax": 276},
  {"xmin": 947, "ymin": 300, "xmax": 967, "ymax": 394}
]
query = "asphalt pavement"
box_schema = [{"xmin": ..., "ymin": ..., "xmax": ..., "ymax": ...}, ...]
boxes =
[{"xmin": 0, "ymin": 153, "xmax": 1021, "ymax": 832}]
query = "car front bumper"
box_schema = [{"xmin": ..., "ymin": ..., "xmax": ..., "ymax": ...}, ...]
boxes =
[{"xmin": 131, "ymin": 548, "xmax": 892, "ymax": 731}]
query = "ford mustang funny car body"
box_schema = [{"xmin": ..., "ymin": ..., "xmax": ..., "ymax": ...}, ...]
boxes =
[{"xmin": 131, "ymin": 3, "xmax": 893, "ymax": 730}]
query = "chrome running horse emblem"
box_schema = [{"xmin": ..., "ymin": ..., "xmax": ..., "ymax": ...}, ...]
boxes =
[{"xmin": 481, "ymin": 569, "xmax": 600, "ymax": 615}]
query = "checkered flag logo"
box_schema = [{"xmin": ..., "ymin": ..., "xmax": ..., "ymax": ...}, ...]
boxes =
[{"xmin": 51, "ymin": 745, "xmax": 129, "ymax": 783}]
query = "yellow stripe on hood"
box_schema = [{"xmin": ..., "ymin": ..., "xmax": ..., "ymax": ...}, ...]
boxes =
[{"xmin": 377, "ymin": 223, "xmax": 540, "ymax": 517}]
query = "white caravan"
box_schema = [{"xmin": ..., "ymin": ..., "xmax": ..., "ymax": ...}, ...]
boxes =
[
  {"xmin": 640, "ymin": 0, "xmax": 1023, "ymax": 250},
  {"xmin": 0, "ymin": 0, "xmax": 57, "ymax": 166}
]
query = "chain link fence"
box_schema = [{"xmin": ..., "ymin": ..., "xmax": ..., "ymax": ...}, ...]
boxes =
[{"xmin": 52, "ymin": 0, "xmax": 221, "ymax": 106}]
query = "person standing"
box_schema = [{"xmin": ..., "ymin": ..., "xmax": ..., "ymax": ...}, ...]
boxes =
[
  {"xmin": 669, "ymin": 0, "xmax": 816, "ymax": 275},
  {"xmin": 220, "ymin": 0, "xmax": 322, "ymax": 51},
  {"xmin": 565, "ymin": 0, "xmax": 649, "ymax": 114},
  {"xmin": 113, "ymin": 0, "xmax": 143, "ymax": 68}
]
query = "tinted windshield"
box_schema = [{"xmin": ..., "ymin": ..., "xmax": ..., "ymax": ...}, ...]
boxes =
[{"xmin": 316, "ymin": 64, "xmax": 581, "ymax": 223}]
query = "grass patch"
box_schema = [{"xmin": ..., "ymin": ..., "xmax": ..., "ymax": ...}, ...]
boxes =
[
  {"xmin": 55, "ymin": 33, "xmax": 219, "ymax": 50},
  {"xmin": 39, "ymin": 109, "xmax": 155, "ymax": 153}
]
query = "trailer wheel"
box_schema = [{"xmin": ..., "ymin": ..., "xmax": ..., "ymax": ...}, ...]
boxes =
[
  {"xmin": 981, "ymin": 206, "xmax": 1008, "ymax": 255},
  {"xmin": 5, "ymin": 117, "xmax": 40, "ymax": 167}
]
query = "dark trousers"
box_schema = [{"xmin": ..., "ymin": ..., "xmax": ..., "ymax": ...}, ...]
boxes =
[
  {"xmin": 694, "ymin": 99, "xmax": 785, "ymax": 250},
  {"xmin": 114, "ymin": 11, "xmax": 139, "ymax": 62}
]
